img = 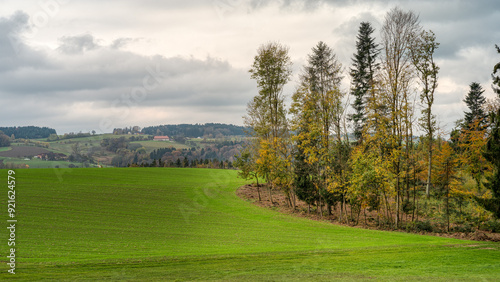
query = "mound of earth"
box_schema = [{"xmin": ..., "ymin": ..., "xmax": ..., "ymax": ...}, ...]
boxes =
[{"xmin": 0, "ymin": 146, "xmax": 52, "ymax": 158}]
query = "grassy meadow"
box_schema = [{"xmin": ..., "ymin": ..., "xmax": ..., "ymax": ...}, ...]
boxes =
[{"xmin": 1, "ymin": 168, "xmax": 499, "ymax": 281}]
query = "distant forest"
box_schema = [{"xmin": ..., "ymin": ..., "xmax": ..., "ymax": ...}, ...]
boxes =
[
  {"xmin": 141, "ymin": 123, "xmax": 250, "ymax": 138},
  {"xmin": 0, "ymin": 126, "xmax": 56, "ymax": 139}
]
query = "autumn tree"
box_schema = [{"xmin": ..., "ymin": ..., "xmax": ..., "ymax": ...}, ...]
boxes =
[
  {"xmin": 459, "ymin": 119, "xmax": 490, "ymax": 191},
  {"xmin": 380, "ymin": 7, "xmax": 421, "ymax": 227},
  {"xmin": 247, "ymin": 42, "xmax": 293, "ymax": 202},
  {"xmin": 291, "ymin": 85, "xmax": 319, "ymax": 213},
  {"xmin": 234, "ymin": 141, "xmax": 261, "ymax": 201},
  {"xmin": 349, "ymin": 136, "xmax": 392, "ymax": 226},
  {"xmin": 291, "ymin": 41, "xmax": 345, "ymax": 217},
  {"xmin": 248, "ymin": 42, "xmax": 292, "ymax": 141},
  {"xmin": 349, "ymin": 22, "xmax": 380, "ymax": 142},
  {"xmin": 411, "ymin": 29, "xmax": 439, "ymax": 198},
  {"xmin": 433, "ymin": 141, "xmax": 458, "ymax": 232}
]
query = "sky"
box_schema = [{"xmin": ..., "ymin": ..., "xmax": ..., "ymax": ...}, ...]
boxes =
[{"xmin": 0, "ymin": 0, "xmax": 499, "ymax": 135}]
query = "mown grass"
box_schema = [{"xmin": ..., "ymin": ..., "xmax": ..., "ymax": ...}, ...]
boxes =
[{"xmin": 1, "ymin": 168, "xmax": 499, "ymax": 281}]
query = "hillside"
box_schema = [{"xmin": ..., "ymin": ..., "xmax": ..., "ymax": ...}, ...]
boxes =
[
  {"xmin": 0, "ymin": 131, "xmax": 245, "ymax": 169},
  {"xmin": 2, "ymin": 168, "xmax": 499, "ymax": 280},
  {"xmin": 141, "ymin": 123, "xmax": 250, "ymax": 138}
]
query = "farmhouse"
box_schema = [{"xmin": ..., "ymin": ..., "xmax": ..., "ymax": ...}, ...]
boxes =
[{"xmin": 153, "ymin": 136, "xmax": 170, "ymax": 141}]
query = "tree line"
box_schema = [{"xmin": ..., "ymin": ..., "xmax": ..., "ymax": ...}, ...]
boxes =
[
  {"xmin": 0, "ymin": 126, "xmax": 56, "ymax": 139},
  {"xmin": 141, "ymin": 123, "xmax": 249, "ymax": 138},
  {"xmin": 236, "ymin": 7, "xmax": 500, "ymax": 232},
  {"xmin": 127, "ymin": 144, "xmax": 241, "ymax": 168}
]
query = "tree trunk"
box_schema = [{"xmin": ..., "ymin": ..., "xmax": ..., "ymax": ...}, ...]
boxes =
[
  {"xmin": 319, "ymin": 197, "xmax": 323, "ymax": 218},
  {"xmin": 255, "ymin": 177, "xmax": 262, "ymax": 202},
  {"xmin": 412, "ymin": 166, "xmax": 417, "ymax": 222},
  {"xmin": 268, "ymin": 185, "xmax": 273, "ymax": 204},
  {"xmin": 344, "ymin": 196, "xmax": 350, "ymax": 225},
  {"xmin": 426, "ymin": 149, "xmax": 432, "ymax": 198},
  {"xmin": 446, "ymin": 184, "xmax": 450, "ymax": 232},
  {"xmin": 383, "ymin": 190, "xmax": 391, "ymax": 226},
  {"xmin": 396, "ymin": 181, "xmax": 400, "ymax": 229},
  {"xmin": 363, "ymin": 207, "xmax": 367, "ymax": 226},
  {"xmin": 339, "ymin": 197, "xmax": 343, "ymax": 223}
]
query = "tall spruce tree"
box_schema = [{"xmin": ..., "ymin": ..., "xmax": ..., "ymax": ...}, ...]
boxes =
[
  {"xmin": 478, "ymin": 45, "xmax": 500, "ymax": 218},
  {"xmin": 463, "ymin": 82, "xmax": 487, "ymax": 129},
  {"xmin": 480, "ymin": 108, "xmax": 500, "ymax": 218},
  {"xmin": 349, "ymin": 22, "xmax": 380, "ymax": 141},
  {"xmin": 493, "ymin": 45, "xmax": 500, "ymax": 97}
]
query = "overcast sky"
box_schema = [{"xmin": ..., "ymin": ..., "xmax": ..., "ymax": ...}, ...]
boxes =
[{"xmin": 1, "ymin": 0, "xmax": 499, "ymax": 134}]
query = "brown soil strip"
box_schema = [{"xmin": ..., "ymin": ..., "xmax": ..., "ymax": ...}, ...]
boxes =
[{"xmin": 237, "ymin": 184, "xmax": 500, "ymax": 243}]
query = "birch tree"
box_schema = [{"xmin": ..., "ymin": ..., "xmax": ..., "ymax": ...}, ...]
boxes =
[
  {"xmin": 380, "ymin": 7, "xmax": 421, "ymax": 227},
  {"xmin": 411, "ymin": 29, "xmax": 439, "ymax": 198},
  {"xmin": 247, "ymin": 42, "xmax": 293, "ymax": 202}
]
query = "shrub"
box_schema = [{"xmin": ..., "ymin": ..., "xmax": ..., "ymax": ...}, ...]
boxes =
[
  {"xmin": 480, "ymin": 220, "xmax": 500, "ymax": 233},
  {"xmin": 452, "ymin": 223, "xmax": 474, "ymax": 233},
  {"xmin": 404, "ymin": 220, "xmax": 433, "ymax": 233}
]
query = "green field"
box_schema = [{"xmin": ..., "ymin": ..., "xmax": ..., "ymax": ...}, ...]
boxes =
[
  {"xmin": 1, "ymin": 168, "xmax": 499, "ymax": 281},
  {"xmin": 130, "ymin": 140, "xmax": 191, "ymax": 152}
]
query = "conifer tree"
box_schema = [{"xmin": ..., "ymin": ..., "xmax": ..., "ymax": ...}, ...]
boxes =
[
  {"xmin": 349, "ymin": 22, "xmax": 380, "ymax": 142},
  {"xmin": 463, "ymin": 82, "xmax": 486, "ymax": 129},
  {"xmin": 478, "ymin": 45, "xmax": 500, "ymax": 218},
  {"xmin": 479, "ymin": 109, "xmax": 500, "ymax": 218},
  {"xmin": 493, "ymin": 45, "xmax": 500, "ymax": 97}
]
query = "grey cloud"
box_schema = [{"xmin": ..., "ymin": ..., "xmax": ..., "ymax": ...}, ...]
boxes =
[
  {"xmin": 110, "ymin": 37, "xmax": 136, "ymax": 49},
  {"xmin": 0, "ymin": 11, "xmax": 51, "ymax": 72},
  {"xmin": 57, "ymin": 33, "xmax": 99, "ymax": 54},
  {"xmin": 0, "ymin": 10, "xmax": 29, "ymax": 56},
  {"xmin": 0, "ymin": 11, "xmax": 255, "ymax": 133}
]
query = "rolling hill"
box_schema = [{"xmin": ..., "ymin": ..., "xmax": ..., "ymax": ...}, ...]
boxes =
[{"xmin": 1, "ymin": 168, "xmax": 499, "ymax": 280}]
